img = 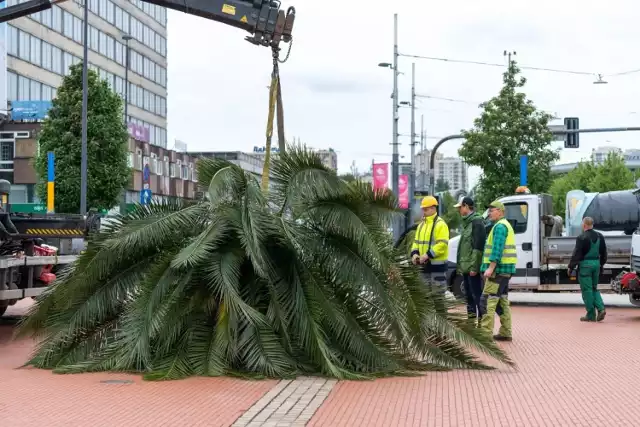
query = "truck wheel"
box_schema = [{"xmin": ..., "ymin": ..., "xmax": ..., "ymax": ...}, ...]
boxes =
[
  {"xmin": 451, "ymin": 275, "xmax": 466, "ymax": 300},
  {"xmin": 630, "ymin": 294, "xmax": 640, "ymax": 308}
]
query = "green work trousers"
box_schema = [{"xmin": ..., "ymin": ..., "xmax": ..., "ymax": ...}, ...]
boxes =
[
  {"xmin": 578, "ymin": 264, "xmax": 605, "ymax": 320},
  {"xmin": 480, "ymin": 275, "xmax": 512, "ymax": 337}
]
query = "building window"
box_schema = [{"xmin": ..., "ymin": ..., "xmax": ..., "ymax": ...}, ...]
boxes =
[{"xmin": 0, "ymin": 141, "xmax": 14, "ymax": 162}]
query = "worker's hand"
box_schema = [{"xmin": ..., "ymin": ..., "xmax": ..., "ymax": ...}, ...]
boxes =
[
  {"xmin": 483, "ymin": 268, "xmax": 494, "ymax": 280},
  {"xmin": 469, "ymin": 271, "xmax": 477, "ymax": 276},
  {"xmin": 420, "ymin": 254, "xmax": 430, "ymax": 264},
  {"xmin": 411, "ymin": 255, "xmax": 419, "ymax": 265}
]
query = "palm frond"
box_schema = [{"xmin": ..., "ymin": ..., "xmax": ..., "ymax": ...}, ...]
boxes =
[{"xmin": 20, "ymin": 145, "xmax": 513, "ymax": 380}]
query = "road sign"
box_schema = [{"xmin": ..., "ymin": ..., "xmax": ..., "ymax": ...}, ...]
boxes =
[
  {"xmin": 140, "ymin": 189, "xmax": 152, "ymax": 205},
  {"xmin": 548, "ymin": 124, "xmax": 567, "ymax": 141},
  {"xmin": 143, "ymin": 164, "xmax": 150, "ymax": 182},
  {"xmin": 10, "ymin": 203, "xmax": 47, "ymax": 213}
]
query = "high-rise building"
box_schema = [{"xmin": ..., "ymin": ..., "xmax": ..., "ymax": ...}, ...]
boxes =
[
  {"xmin": 413, "ymin": 148, "xmax": 443, "ymax": 190},
  {"xmin": 4, "ymin": 0, "xmax": 168, "ymax": 148},
  {"xmin": 435, "ymin": 156, "xmax": 468, "ymax": 193},
  {"xmin": 591, "ymin": 146, "xmax": 622, "ymax": 163}
]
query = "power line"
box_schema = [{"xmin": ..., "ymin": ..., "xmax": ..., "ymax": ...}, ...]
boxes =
[
  {"xmin": 400, "ymin": 53, "xmax": 596, "ymax": 76},
  {"xmin": 608, "ymin": 68, "xmax": 640, "ymax": 77},
  {"xmin": 415, "ymin": 94, "xmax": 480, "ymax": 104}
]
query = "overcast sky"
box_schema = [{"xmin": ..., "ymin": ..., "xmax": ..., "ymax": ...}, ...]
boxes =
[{"xmin": 166, "ymin": 0, "xmax": 640, "ymax": 186}]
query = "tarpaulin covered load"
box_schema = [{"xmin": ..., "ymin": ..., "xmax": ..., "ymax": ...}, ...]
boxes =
[{"xmin": 566, "ymin": 190, "xmax": 640, "ymax": 236}]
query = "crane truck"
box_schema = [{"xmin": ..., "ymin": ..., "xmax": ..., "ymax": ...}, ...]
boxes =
[
  {"xmin": 0, "ymin": 0, "xmax": 296, "ymax": 317},
  {"xmin": 444, "ymin": 189, "xmax": 640, "ymax": 307}
]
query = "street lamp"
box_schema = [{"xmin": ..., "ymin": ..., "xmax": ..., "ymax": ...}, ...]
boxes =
[
  {"xmin": 80, "ymin": 0, "xmax": 90, "ymax": 215},
  {"xmin": 122, "ymin": 34, "xmax": 132, "ymax": 124},
  {"xmin": 377, "ymin": 13, "xmax": 400, "ymax": 241},
  {"xmin": 120, "ymin": 34, "xmax": 133, "ymax": 214}
]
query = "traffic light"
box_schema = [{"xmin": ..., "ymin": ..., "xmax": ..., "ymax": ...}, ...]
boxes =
[{"xmin": 564, "ymin": 117, "xmax": 579, "ymax": 148}]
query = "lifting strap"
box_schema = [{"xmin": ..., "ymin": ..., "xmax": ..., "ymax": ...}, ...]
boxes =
[{"xmin": 261, "ymin": 46, "xmax": 288, "ymax": 193}]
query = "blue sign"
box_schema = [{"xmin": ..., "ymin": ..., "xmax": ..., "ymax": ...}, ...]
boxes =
[
  {"xmin": 140, "ymin": 189, "xmax": 152, "ymax": 205},
  {"xmin": 253, "ymin": 146, "xmax": 280, "ymax": 153},
  {"xmin": 520, "ymin": 155, "xmax": 528, "ymax": 186},
  {"xmin": 143, "ymin": 164, "xmax": 150, "ymax": 182},
  {"xmin": 10, "ymin": 100, "xmax": 53, "ymax": 121}
]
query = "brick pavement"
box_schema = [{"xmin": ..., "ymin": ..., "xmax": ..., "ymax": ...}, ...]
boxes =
[
  {"xmin": 308, "ymin": 306, "xmax": 640, "ymax": 427},
  {"xmin": 2, "ymin": 301, "xmax": 640, "ymax": 427}
]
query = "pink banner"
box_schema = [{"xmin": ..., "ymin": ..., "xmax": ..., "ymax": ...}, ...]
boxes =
[
  {"xmin": 398, "ymin": 174, "xmax": 409, "ymax": 209},
  {"xmin": 372, "ymin": 163, "xmax": 389, "ymax": 191}
]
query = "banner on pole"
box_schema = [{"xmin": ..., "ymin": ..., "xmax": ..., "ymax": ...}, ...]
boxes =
[
  {"xmin": 372, "ymin": 163, "xmax": 389, "ymax": 191},
  {"xmin": 398, "ymin": 174, "xmax": 409, "ymax": 209}
]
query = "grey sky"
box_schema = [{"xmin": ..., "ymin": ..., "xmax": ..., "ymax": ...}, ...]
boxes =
[{"xmin": 166, "ymin": 0, "xmax": 640, "ymax": 186}]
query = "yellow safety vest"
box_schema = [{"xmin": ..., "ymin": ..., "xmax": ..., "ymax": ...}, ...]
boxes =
[
  {"xmin": 482, "ymin": 218, "xmax": 517, "ymax": 266},
  {"xmin": 411, "ymin": 215, "xmax": 449, "ymax": 265}
]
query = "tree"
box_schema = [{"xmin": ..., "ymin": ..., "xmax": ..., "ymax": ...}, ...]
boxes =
[
  {"xmin": 338, "ymin": 173, "xmax": 357, "ymax": 182},
  {"xmin": 458, "ymin": 60, "xmax": 559, "ymax": 208},
  {"xmin": 589, "ymin": 152, "xmax": 636, "ymax": 193},
  {"xmin": 549, "ymin": 153, "xmax": 635, "ymax": 218},
  {"xmin": 18, "ymin": 146, "xmax": 511, "ymax": 380},
  {"xmin": 548, "ymin": 161, "xmax": 596, "ymax": 218},
  {"xmin": 440, "ymin": 192, "xmax": 461, "ymax": 232},
  {"xmin": 35, "ymin": 63, "xmax": 130, "ymax": 213},
  {"xmin": 435, "ymin": 178, "xmax": 450, "ymax": 193}
]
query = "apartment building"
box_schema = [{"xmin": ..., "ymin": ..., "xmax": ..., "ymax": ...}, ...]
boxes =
[
  {"xmin": 4, "ymin": 0, "xmax": 167, "ymax": 147},
  {"xmin": 435, "ymin": 156, "xmax": 468, "ymax": 193},
  {"xmin": 0, "ymin": 122, "xmax": 198, "ymax": 208}
]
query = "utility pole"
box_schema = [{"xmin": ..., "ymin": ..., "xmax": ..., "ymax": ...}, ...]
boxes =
[
  {"xmin": 503, "ymin": 50, "xmax": 516, "ymax": 67},
  {"xmin": 409, "ymin": 62, "xmax": 416, "ymax": 215},
  {"xmin": 80, "ymin": 0, "xmax": 89, "ymax": 215},
  {"xmin": 420, "ymin": 114, "xmax": 425, "ymax": 189},
  {"xmin": 391, "ymin": 13, "xmax": 400, "ymax": 241}
]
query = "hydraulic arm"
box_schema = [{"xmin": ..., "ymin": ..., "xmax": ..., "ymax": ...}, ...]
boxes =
[{"xmin": 0, "ymin": 0, "xmax": 295, "ymax": 49}]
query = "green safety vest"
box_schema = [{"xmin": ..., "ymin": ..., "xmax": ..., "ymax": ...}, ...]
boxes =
[{"xmin": 482, "ymin": 218, "xmax": 517, "ymax": 266}]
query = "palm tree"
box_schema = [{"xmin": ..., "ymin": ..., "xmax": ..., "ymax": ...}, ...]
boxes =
[{"xmin": 17, "ymin": 146, "xmax": 512, "ymax": 380}]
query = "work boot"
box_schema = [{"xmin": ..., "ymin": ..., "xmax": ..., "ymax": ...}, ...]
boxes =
[
  {"xmin": 580, "ymin": 316, "xmax": 595, "ymax": 322},
  {"xmin": 596, "ymin": 310, "xmax": 606, "ymax": 322},
  {"xmin": 493, "ymin": 335, "xmax": 512, "ymax": 342}
]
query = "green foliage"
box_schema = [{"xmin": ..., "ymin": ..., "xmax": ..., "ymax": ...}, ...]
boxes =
[
  {"xmin": 549, "ymin": 153, "xmax": 636, "ymax": 217},
  {"xmin": 589, "ymin": 152, "xmax": 636, "ymax": 193},
  {"xmin": 35, "ymin": 63, "xmax": 130, "ymax": 213},
  {"xmin": 440, "ymin": 192, "xmax": 461, "ymax": 232},
  {"xmin": 338, "ymin": 173, "xmax": 357, "ymax": 183},
  {"xmin": 459, "ymin": 60, "xmax": 559, "ymax": 207},
  {"xmin": 435, "ymin": 178, "xmax": 450, "ymax": 193},
  {"xmin": 18, "ymin": 146, "xmax": 512, "ymax": 380}
]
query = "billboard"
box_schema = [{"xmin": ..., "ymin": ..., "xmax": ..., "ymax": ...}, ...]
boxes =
[
  {"xmin": 10, "ymin": 100, "xmax": 53, "ymax": 121},
  {"xmin": 128, "ymin": 123, "xmax": 150, "ymax": 142},
  {"xmin": 372, "ymin": 163, "xmax": 388, "ymax": 191}
]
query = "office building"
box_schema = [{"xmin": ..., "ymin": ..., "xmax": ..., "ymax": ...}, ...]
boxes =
[
  {"xmin": 1, "ymin": 122, "xmax": 198, "ymax": 208},
  {"xmin": 434, "ymin": 156, "xmax": 468, "ymax": 193},
  {"xmin": 413, "ymin": 148, "xmax": 443, "ymax": 190},
  {"xmin": 4, "ymin": 0, "xmax": 167, "ymax": 148},
  {"xmin": 252, "ymin": 146, "xmax": 339, "ymax": 171},
  {"xmin": 551, "ymin": 146, "xmax": 640, "ymax": 175}
]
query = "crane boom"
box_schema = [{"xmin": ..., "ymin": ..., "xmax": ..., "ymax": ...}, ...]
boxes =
[{"xmin": 0, "ymin": 0, "xmax": 295, "ymax": 49}]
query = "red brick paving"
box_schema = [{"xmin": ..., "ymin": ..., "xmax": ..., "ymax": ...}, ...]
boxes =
[
  {"xmin": 309, "ymin": 306, "xmax": 640, "ymax": 427},
  {"xmin": 2, "ymin": 302, "xmax": 640, "ymax": 426},
  {"xmin": 0, "ymin": 302, "xmax": 277, "ymax": 427}
]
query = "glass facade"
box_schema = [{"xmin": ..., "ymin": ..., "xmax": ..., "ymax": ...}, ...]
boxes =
[{"xmin": 5, "ymin": 0, "xmax": 168, "ymax": 148}]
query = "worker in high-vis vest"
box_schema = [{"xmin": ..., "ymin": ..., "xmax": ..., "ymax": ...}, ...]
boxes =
[
  {"xmin": 480, "ymin": 200, "xmax": 516, "ymax": 341},
  {"xmin": 411, "ymin": 196, "xmax": 450, "ymax": 291}
]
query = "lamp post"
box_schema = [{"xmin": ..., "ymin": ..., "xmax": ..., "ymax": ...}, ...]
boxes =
[
  {"xmin": 378, "ymin": 13, "xmax": 400, "ymax": 240},
  {"xmin": 120, "ymin": 34, "xmax": 132, "ymax": 214},
  {"xmin": 122, "ymin": 34, "xmax": 132, "ymax": 124},
  {"xmin": 80, "ymin": 0, "xmax": 89, "ymax": 215}
]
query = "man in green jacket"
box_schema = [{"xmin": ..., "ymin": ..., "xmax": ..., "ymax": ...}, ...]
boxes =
[{"xmin": 454, "ymin": 197, "xmax": 486, "ymax": 322}]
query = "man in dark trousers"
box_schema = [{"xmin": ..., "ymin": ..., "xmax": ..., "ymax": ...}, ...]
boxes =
[
  {"xmin": 454, "ymin": 196, "xmax": 486, "ymax": 323},
  {"xmin": 568, "ymin": 217, "xmax": 607, "ymax": 322}
]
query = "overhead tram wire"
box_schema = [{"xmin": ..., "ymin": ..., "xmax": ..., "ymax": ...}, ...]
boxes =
[{"xmin": 399, "ymin": 53, "xmax": 597, "ymax": 76}]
